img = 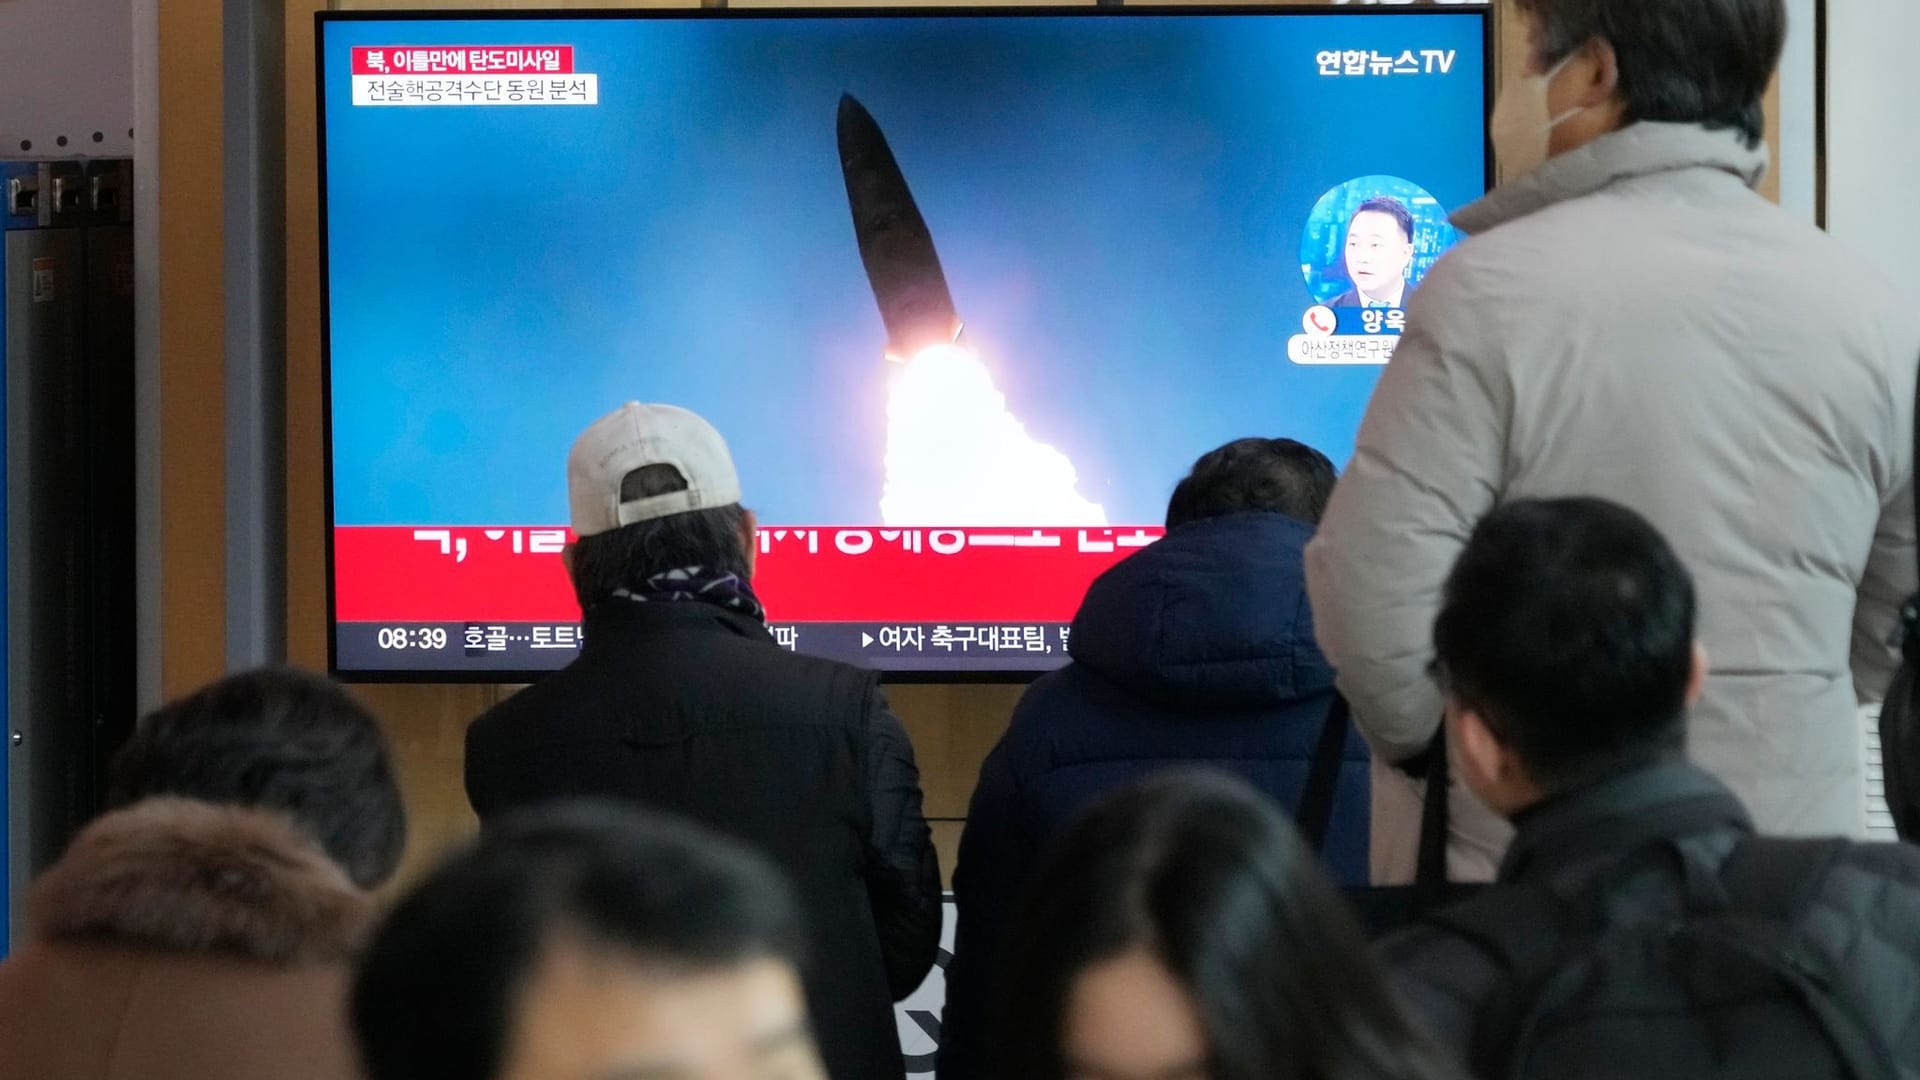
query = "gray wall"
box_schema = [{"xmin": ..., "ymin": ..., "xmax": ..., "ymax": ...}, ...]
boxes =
[
  {"xmin": 0, "ymin": 0, "xmax": 135, "ymax": 158},
  {"xmin": 1827, "ymin": 0, "xmax": 1920, "ymax": 294}
]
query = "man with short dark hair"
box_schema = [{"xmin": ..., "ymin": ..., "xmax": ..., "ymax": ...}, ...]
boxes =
[
  {"xmin": 354, "ymin": 801, "xmax": 828, "ymax": 1080},
  {"xmin": 937, "ymin": 437, "xmax": 1367, "ymax": 1080},
  {"xmin": 465, "ymin": 402, "xmax": 941, "ymax": 1080},
  {"xmin": 109, "ymin": 665, "xmax": 408, "ymax": 888},
  {"xmin": 1307, "ymin": 0, "xmax": 1920, "ymax": 880},
  {"xmin": 0, "ymin": 667, "xmax": 408, "ymax": 1080},
  {"xmin": 1384, "ymin": 499, "xmax": 1920, "ymax": 1074},
  {"xmin": 1330, "ymin": 196, "xmax": 1418, "ymax": 309}
]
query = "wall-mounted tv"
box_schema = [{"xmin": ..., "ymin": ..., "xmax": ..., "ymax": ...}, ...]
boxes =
[{"xmin": 318, "ymin": 5, "xmax": 1491, "ymax": 681}]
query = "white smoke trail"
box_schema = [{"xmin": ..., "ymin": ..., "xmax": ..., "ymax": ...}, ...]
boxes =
[{"xmin": 881, "ymin": 344, "xmax": 1107, "ymax": 527}]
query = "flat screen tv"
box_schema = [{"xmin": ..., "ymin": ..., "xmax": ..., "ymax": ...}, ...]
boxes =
[{"xmin": 317, "ymin": 5, "xmax": 1491, "ymax": 681}]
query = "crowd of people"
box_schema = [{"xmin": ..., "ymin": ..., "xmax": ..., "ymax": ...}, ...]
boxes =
[{"xmin": 6, "ymin": 0, "xmax": 1920, "ymax": 1077}]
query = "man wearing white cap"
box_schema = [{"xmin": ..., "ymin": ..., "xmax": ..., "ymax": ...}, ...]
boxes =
[{"xmin": 465, "ymin": 403, "xmax": 942, "ymax": 1080}]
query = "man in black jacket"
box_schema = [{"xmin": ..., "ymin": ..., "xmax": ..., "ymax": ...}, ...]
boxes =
[
  {"xmin": 1383, "ymin": 498, "xmax": 1920, "ymax": 1074},
  {"xmin": 466, "ymin": 402, "xmax": 942, "ymax": 1080}
]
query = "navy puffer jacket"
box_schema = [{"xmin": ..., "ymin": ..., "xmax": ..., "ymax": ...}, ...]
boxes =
[{"xmin": 937, "ymin": 511, "xmax": 1369, "ymax": 1080}]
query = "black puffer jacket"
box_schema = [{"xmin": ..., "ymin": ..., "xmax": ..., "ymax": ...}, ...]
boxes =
[
  {"xmin": 467, "ymin": 599, "xmax": 942, "ymax": 1080},
  {"xmin": 1383, "ymin": 759, "xmax": 1920, "ymax": 1076}
]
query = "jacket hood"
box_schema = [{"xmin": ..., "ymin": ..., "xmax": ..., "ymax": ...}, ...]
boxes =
[
  {"xmin": 27, "ymin": 797, "xmax": 373, "ymax": 965},
  {"xmin": 1069, "ymin": 513, "xmax": 1334, "ymax": 709},
  {"xmin": 1453, "ymin": 122, "xmax": 1768, "ymax": 236}
]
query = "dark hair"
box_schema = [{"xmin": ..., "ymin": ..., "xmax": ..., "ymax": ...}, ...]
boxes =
[
  {"xmin": 994, "ymin": 772, "xmax": 1464, "ymax": 1080},
  {"xmin": 1433, "ymin": 498, "xmax": 1695, "ymax": 792},
  {"xmin": 1349, "ymin": 196, "xmax": 1415, "ymax": 243},
  {"xmin": 569, "ymin": 463, "xmax": 751, "ymax": 609},
  {"xmin": 1166, "ymin": 438, "xmax": 1337, "ymax": 528},
  {"xmin": 1514, "ymin": 0, "xmax": 1785, "ymax": 148},
  {"xmin": 353, "ymin": 801, "xmax": 807, "ymax": 1080},
  {"xmin": 107, "ymin": 666, "xmax": 405, "ymax": 889}
]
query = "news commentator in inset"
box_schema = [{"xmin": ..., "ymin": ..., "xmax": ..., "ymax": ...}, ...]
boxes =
[{"xmin": 1329, "ymin": 196, "xmax": 1418, "ymax": 310}]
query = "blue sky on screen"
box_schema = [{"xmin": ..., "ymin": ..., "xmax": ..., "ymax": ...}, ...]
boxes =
[{"xmin": 322, "ymin": 11, "xmax": 1486, "ymax": 525}]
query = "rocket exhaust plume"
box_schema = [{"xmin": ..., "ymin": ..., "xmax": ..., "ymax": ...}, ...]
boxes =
[
  {"xmin": 837, "ymin": 94, "xmax": 1106, "ymax": 527},
  {"xmin": 881, "ymin": 344, "xmax": 1107, "ymax": 527}
]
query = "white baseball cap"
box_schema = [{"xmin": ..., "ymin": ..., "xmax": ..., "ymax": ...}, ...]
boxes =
[{"xmin": 567, "ymin": 403, "xmax": 743, "ymax": 537}]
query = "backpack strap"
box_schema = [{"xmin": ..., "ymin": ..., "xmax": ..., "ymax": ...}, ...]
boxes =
[
  {"xmin": 1299, "ymin": 692, "xmax": 1350, "ymax": 853},
  {"xmin": 1882, "ymin": 667, "xmax": 1920, "ymax": 840},
  {"xmin": 1411, "ymin": 729, "xmax": 1452, "ymax": 907},
  {"xmin": 1884, "ymin": 353, "xmax": 1920, "ymax": 839},
  {"xmin": 1905, "ymin": 337, "xmax": 1920, "ymax": 676},
  {"xmin": 1299, "ymin": 695, "xmax": 1450, "ymax": 893}
]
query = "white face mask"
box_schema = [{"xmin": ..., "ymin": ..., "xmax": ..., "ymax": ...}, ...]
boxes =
[{"xmin": 1489, "ymin": 54, "xmax": 1587, "ymax": 181}]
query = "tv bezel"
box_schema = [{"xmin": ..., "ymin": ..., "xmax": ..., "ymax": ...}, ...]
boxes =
[{"xmin": 315, "ymin": 3, "xmax": 1496, "ymax": 684}]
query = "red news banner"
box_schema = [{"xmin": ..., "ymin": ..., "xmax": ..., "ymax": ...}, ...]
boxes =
[{"xmin": 333, "ymin": 526, "xmax": 1164, "ymax": 624}]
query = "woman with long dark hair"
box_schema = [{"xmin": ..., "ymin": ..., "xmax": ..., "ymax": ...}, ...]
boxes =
[{"xmin": 992, "ymin": 771, "xmax": 1465, "ymax": 1080}]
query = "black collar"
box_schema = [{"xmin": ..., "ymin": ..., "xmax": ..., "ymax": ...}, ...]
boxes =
[{"xmin": 1499, "ymin": 758, "xmax": 1753, "ymax": 884}]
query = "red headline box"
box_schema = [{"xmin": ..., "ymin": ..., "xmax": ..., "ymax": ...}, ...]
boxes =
[
  {"xmin": 351, "ymin": 46, "xmax": 574, "ymax": 76},
  {"xmin": 333, "ymin": 525, "xmax": 1161, "ymax": 623}
]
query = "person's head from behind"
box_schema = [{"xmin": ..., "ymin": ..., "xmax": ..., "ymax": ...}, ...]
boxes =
[
  {"xmin": 107, "ymin": 665, "xmax": 405, "ymax": 890},
  {"xmin": 565, "ymin": 402, "xmax": 758, "ymax": 612},
  {"xmin": 1498, "ymin": 0, "xmax": 1786, "ymax": 171},
  {"xmin": 1166, "ymin": 438, "xmax": 1336, "ymax": 530},
  {"xmin": 353, "ymin": 801, "xmax": 822, "ymax": 1080},
  {"xmin": 995, "ymin": 772, "xmax": 1457, "ymax": 1080},
  {"xmin": 1342, "ymin": 197, "xmax": 1415, "ymax": 303},
  {"xmin": 1434, "ymin": 498, "xmax": 1707, "ymax": 818}
]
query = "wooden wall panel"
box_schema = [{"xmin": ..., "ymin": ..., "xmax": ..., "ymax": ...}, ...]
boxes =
[
  {"xmin": 157, "ymin": 1, "xmax": 229, "ymax": 698},
  {"xmin": 353, "ymin": 683, "xmax": 497, "ymax": 891},
  {"xmin": 889, "ymin": 684, "xmax": 1026, "ymax": 881},
  {"xmin": 285, "ymin": 0, "xmax": 328, "ymax": 674}
]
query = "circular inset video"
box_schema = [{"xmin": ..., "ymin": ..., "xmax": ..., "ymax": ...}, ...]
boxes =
[{"xmin": 1300, "ymin": 176, "xmax": 1462, "ymax": 309}]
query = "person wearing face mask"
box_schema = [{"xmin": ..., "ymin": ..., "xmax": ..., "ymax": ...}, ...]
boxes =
[{"xmin": 1305, "ymin": 0, "xmax": 1920, "ymax": 885}]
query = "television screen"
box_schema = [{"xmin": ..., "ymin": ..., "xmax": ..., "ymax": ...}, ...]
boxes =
[{"xmin": 318, "ymin": 6, "xmax": 1490, "ymax": 680}]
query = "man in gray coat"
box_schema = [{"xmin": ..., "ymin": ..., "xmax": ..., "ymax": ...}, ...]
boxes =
[{"xmin": 1306, "ymin": 0, "xmax": 1920, "ymax": 881}]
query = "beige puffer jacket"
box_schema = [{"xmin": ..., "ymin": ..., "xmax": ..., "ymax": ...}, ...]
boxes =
[{"xmin": 1307, "ymin": 123, "xmax": 1920, "ymax": 882}]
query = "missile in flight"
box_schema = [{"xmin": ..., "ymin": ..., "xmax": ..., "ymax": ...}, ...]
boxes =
[{"xmin": 837, "ymin": 93, "xmax": 964, "ymax": 364}]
